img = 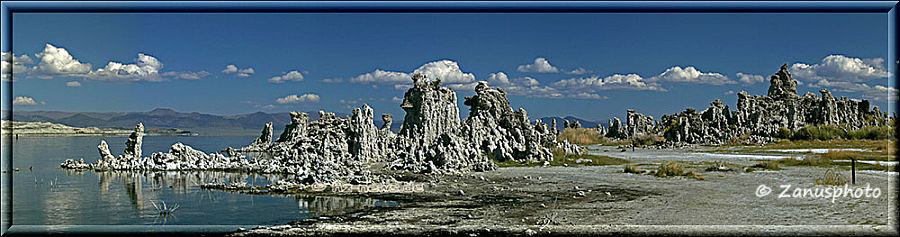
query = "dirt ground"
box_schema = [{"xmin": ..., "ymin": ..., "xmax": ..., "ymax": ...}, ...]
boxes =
[{"xmin": 231, "ymin": 147, "xmax": 898, "ymax": 236}]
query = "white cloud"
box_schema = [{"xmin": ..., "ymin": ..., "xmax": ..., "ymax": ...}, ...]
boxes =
[
  {"xmin": 566, "ymin": 67, "xmax": 591, "ymax": 75},
  {"xmin": 276, "ymin": 93, "xmax": 320, "ymax": 104},
  {"xmin": 736, "ymin": 72, "xmax": 766, "ymax": 84},
  {"xmin": 268, "ymin": 70, "xmax": 305, "ymax": 83},
  {"xmin": 13, "ymin": 96, "xmax": 37, "ymax": 105},
  {"xmin": 223, "ymin": 64, "xmax": 255, "ymax": 77},
  {"xmin": 790, "ymin": 55, "xmax": 890, "ymax": 83},
  {"xmin": 1, "ymin": 52, "xmax": 33, "ymax": 81},
  {"xmin": 808, "ymin": 79, "xmax": 897, "ymax": 101},
  {"xmin": 482, "ymin": 71, "xmax": 560, "ymax": 97},
  {"xmin": 391, "ymin": 96, "xmax": 403, "ymax": 103},
  {"xmin": 347, "ymin": 60, "xmax": 476, "ymax": 89},
  {"xmin": 791, "ymin": 55, "xmax": 894, "ymax": 101},
  {"xmin": 65, "ymin": 81, "xmax": 81, "ymax": 87},
  {"xmin": 647, "ymin": 66, "xmax": 734, "ymax": 85},
  {"xmin": 161, "ymin": 71, "xmax": 210, "ymax": 80},
  {"xmin": 553, "ymin": 73, "xmax": 666, "ymax": 92},
  {"xmin": 33, "ymin": 44, "xmax": 92, "ymax": 76},
  {"xmin": 89, "ymin": 53, "xmax": 164, "ymax": 81},
  {"xmin": 516, "ymin": 57, "xmax": 559, "ymax": 73}
]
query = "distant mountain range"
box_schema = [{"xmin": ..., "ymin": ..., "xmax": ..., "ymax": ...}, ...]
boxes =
[
  {"xmin": 2, "ymin": 108, "xmax": 332, "ymax": 135},
  {"xmin": 2, "ymin": 109, "xmax": 602, "ymax": 135},
  {"xmin": 538, "ymin": 116, "xmax": 607, "ymax": 129}
]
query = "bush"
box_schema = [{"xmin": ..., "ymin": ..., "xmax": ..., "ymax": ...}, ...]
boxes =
[
  {"xmin": 624, "ymin": 164, "xmax": 642, "ymax": 174},
  {"xmin": 655, "ymin": 162, "xmax": 685, "ymax": 177},
  {"xmin": 792, "ymin": 125, "xmax": 846, "ymax": 141},
  {"xmin": 751, "ymin": 161, "xmax": 782, "ymax": 170},
  {"xmin": 847, "ymin": 126, "xmax": 895, "ymax": 140},
  {"xmin": 815, "ymin": 169, "xmax": 848, "ymax": 186},
  {"xmin": 632, "ymin": 134, "xmax": 664, "ymax": 146},
  {"xmin": 775, "ymin": 127, "xmax": 794, "ymax": 139}
]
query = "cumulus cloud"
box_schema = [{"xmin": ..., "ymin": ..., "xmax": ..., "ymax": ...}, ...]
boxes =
[
  {"xmin": 161, "ymin": 71, "xmax": 211, "ymax": 80},
  {"xmin": 223, "ymin": 64, "xmax": 255, "ymax": 77},
  {"xmin": 736, "ymin": 72, "xmax": 766, "ymax": 84},
  {"xmin": 268, "ymin": 70, "xmax": 305, "ymax": 83},
  {"xmin": 65, "ymin": 81, "xmax": 81, "ymax": 87},
  {"xmin": 13, "ymin": 96, "xmax": 38, "ymax": 105},
  {"xmin": 566, "ymin": 67, "xmax": 591, "ymax": 75},
  {"xmin": 647, "ymin": 66, "xmax": 734, "ymax": 85},
  {"xmin": 808, "ymin": 79, "xmax": 897, "ymax": 101},
  {"xmin": 790, "ymin": 55, "xmax": 890, "ymax": 83},
  {"xmin": 481, "ymin": 71, "xmax": 562, "ymax": 97},
  {"xmin": 89, "ymin": 53, "xmax": 164, "ymax": 81},
  {"xmin": 791, "ymin": 55, "xmax": 894, "ymax": 101},
  {"xmin": 553, "ymin": 73, "xmax": 666, "ymax": 92},
  {"xmin": 33, "ymin": 44, "xmax": 92, "ymax": 76},
  {"xmin": 516, "ymin": 57, "xmax": 559, "ymax": 73},
  {"xmin": 276, "ymin": 93, "xmax": 320, "ymax": 104},
  {"xmin": 1, "ymin": 52, "xmax": 33, "ymax": 81},
  {"xmin": 346, "ymin": 60, "xmax": 476, "ymax": 89}
]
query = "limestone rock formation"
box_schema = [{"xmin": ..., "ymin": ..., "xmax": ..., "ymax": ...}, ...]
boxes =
[
  {"xmin": 123, "ymin": 123, "xmax": 143, "ymax": 159},
  {"xmin": 767, "ymin": 64, "xmax": 798, "ymax": 100},
  {"xmin": 390, "ymin": 76, "xmax": 496, "ymax": 173},
  {"xmin": 608, "ymin": 64, "xmax": 893, "ymax": 146},
  {"xmin": 381, "ymin": 114, "xmax": 393, "ymax": 130},
  {"xmin": 399, "ymin": 73, "xmax": 462, "ymax": 141},
  {"xmin": 626, "ymin": 109, "xmax": 656, "ymax": 137},
  {"xmin": 461, "ymin": 81, "xmax": 557, "ymax": 162},
  {"xmin": 241, "ymin": 122, "xmax": 274, "ymax": 151},
  {"xmin": 62, "ymin": 73, "xmax": 583, "ymax": 184}
]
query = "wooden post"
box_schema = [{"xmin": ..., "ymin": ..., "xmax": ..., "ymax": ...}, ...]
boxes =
[{"xmin": 851, "ymin": 159, "xmax": 856, "ymax": 185}]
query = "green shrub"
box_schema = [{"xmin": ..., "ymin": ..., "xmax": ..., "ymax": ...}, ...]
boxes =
[
  {"xmin": 775, "ymin": 127, "xmax": 794, "ymax": 139},
  {"xmin": 847, "ymin": 126, "xmax": 895, "ymax": 140},
  {"xmin": 792, "ymin": 125, "xmax": 846, "ymax": 141}
]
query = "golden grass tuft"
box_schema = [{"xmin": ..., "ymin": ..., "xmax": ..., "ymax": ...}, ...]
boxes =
[{"xmin": 815, "ymin": 169, "xmax": 848, "ymax": 186}]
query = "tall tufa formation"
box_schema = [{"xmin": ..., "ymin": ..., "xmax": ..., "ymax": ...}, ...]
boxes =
[
  {"xmin": 123, "ymin": 123, "xmax": 144, "ymax": 159},
  {"xmin": 462, "ymin": 81, "xmax": 558, "ymax": 162},
  {"xmin": 63, "ymin": 73, "xmax": 583, "ymax": 183},
  {"xmin": 242, "ymin": 122, "xmax": 274, "ymax": 151},
  {"xmin": 613, "ymin": 64, "xmax": 896, "ymax": 145},
  {"xmin": 399, "ymin": 73, "xmax": 462, "ymax": 141},
  {"xmin": 391, "ymin": 75, "xmax": 496, "ymax": 173}
]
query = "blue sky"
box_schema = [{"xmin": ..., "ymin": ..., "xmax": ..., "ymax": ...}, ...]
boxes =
[{"xmin": 2, "ymin": 13, "xmax": 895, "ymax": 122}]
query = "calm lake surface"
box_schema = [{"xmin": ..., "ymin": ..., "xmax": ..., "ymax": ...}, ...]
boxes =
[{"xmin": 2, "ymin": 135, "xmax": 394, "ymax": 226}]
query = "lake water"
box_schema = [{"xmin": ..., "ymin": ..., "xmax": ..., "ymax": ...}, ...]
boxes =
[{"xmin": 1, "ymin": 135, "xmax": 395, "ymax": 226}]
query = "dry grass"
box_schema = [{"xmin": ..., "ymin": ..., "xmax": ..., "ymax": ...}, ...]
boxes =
[
  {"xmin": 815, "ymin": 169, "xmax": 848, "ymax": 186},
  {"xmin": 557, "ymin": 128, "xmax": 605, "ymax": 145},
  {"xmin": 623, "ymin": 164, "xmax": 642, "ymax": 174},
  {"xmin": 751, "ymin": 161, "xmax": 782, "ymax": 170},
  {"xmin": 632, "ymin": 134, "xmax": 664, "ymax": 146},
  {"xmin": 655, "ymin": 162, "xmax": 685, "ymax": 177}
]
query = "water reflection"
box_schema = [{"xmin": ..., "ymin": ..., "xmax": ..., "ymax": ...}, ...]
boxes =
[{"xmin": 77, "ymin": 170, "xmax": 398, "ymax": 223}]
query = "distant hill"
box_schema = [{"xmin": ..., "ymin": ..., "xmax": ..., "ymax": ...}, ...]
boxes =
[
  {"xmin": 538, "ymin": 116, "xmax": 606, "ymax": 129},
  {"xmin": 1, "ymin": 108, "xmax": 349, "ymax": 135}
]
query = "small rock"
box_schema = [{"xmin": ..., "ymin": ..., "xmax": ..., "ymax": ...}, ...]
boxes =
[
  {"xmin": 576, "ymin": 191, "xmax": 586, "ymax": 197},
  {"xmin": 458, "ymin": 190, "xmax": 465, "ymax": 196},
  {"xmin": 525, "ymin": 228, "xmax": 537, "ymax": 236}
]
